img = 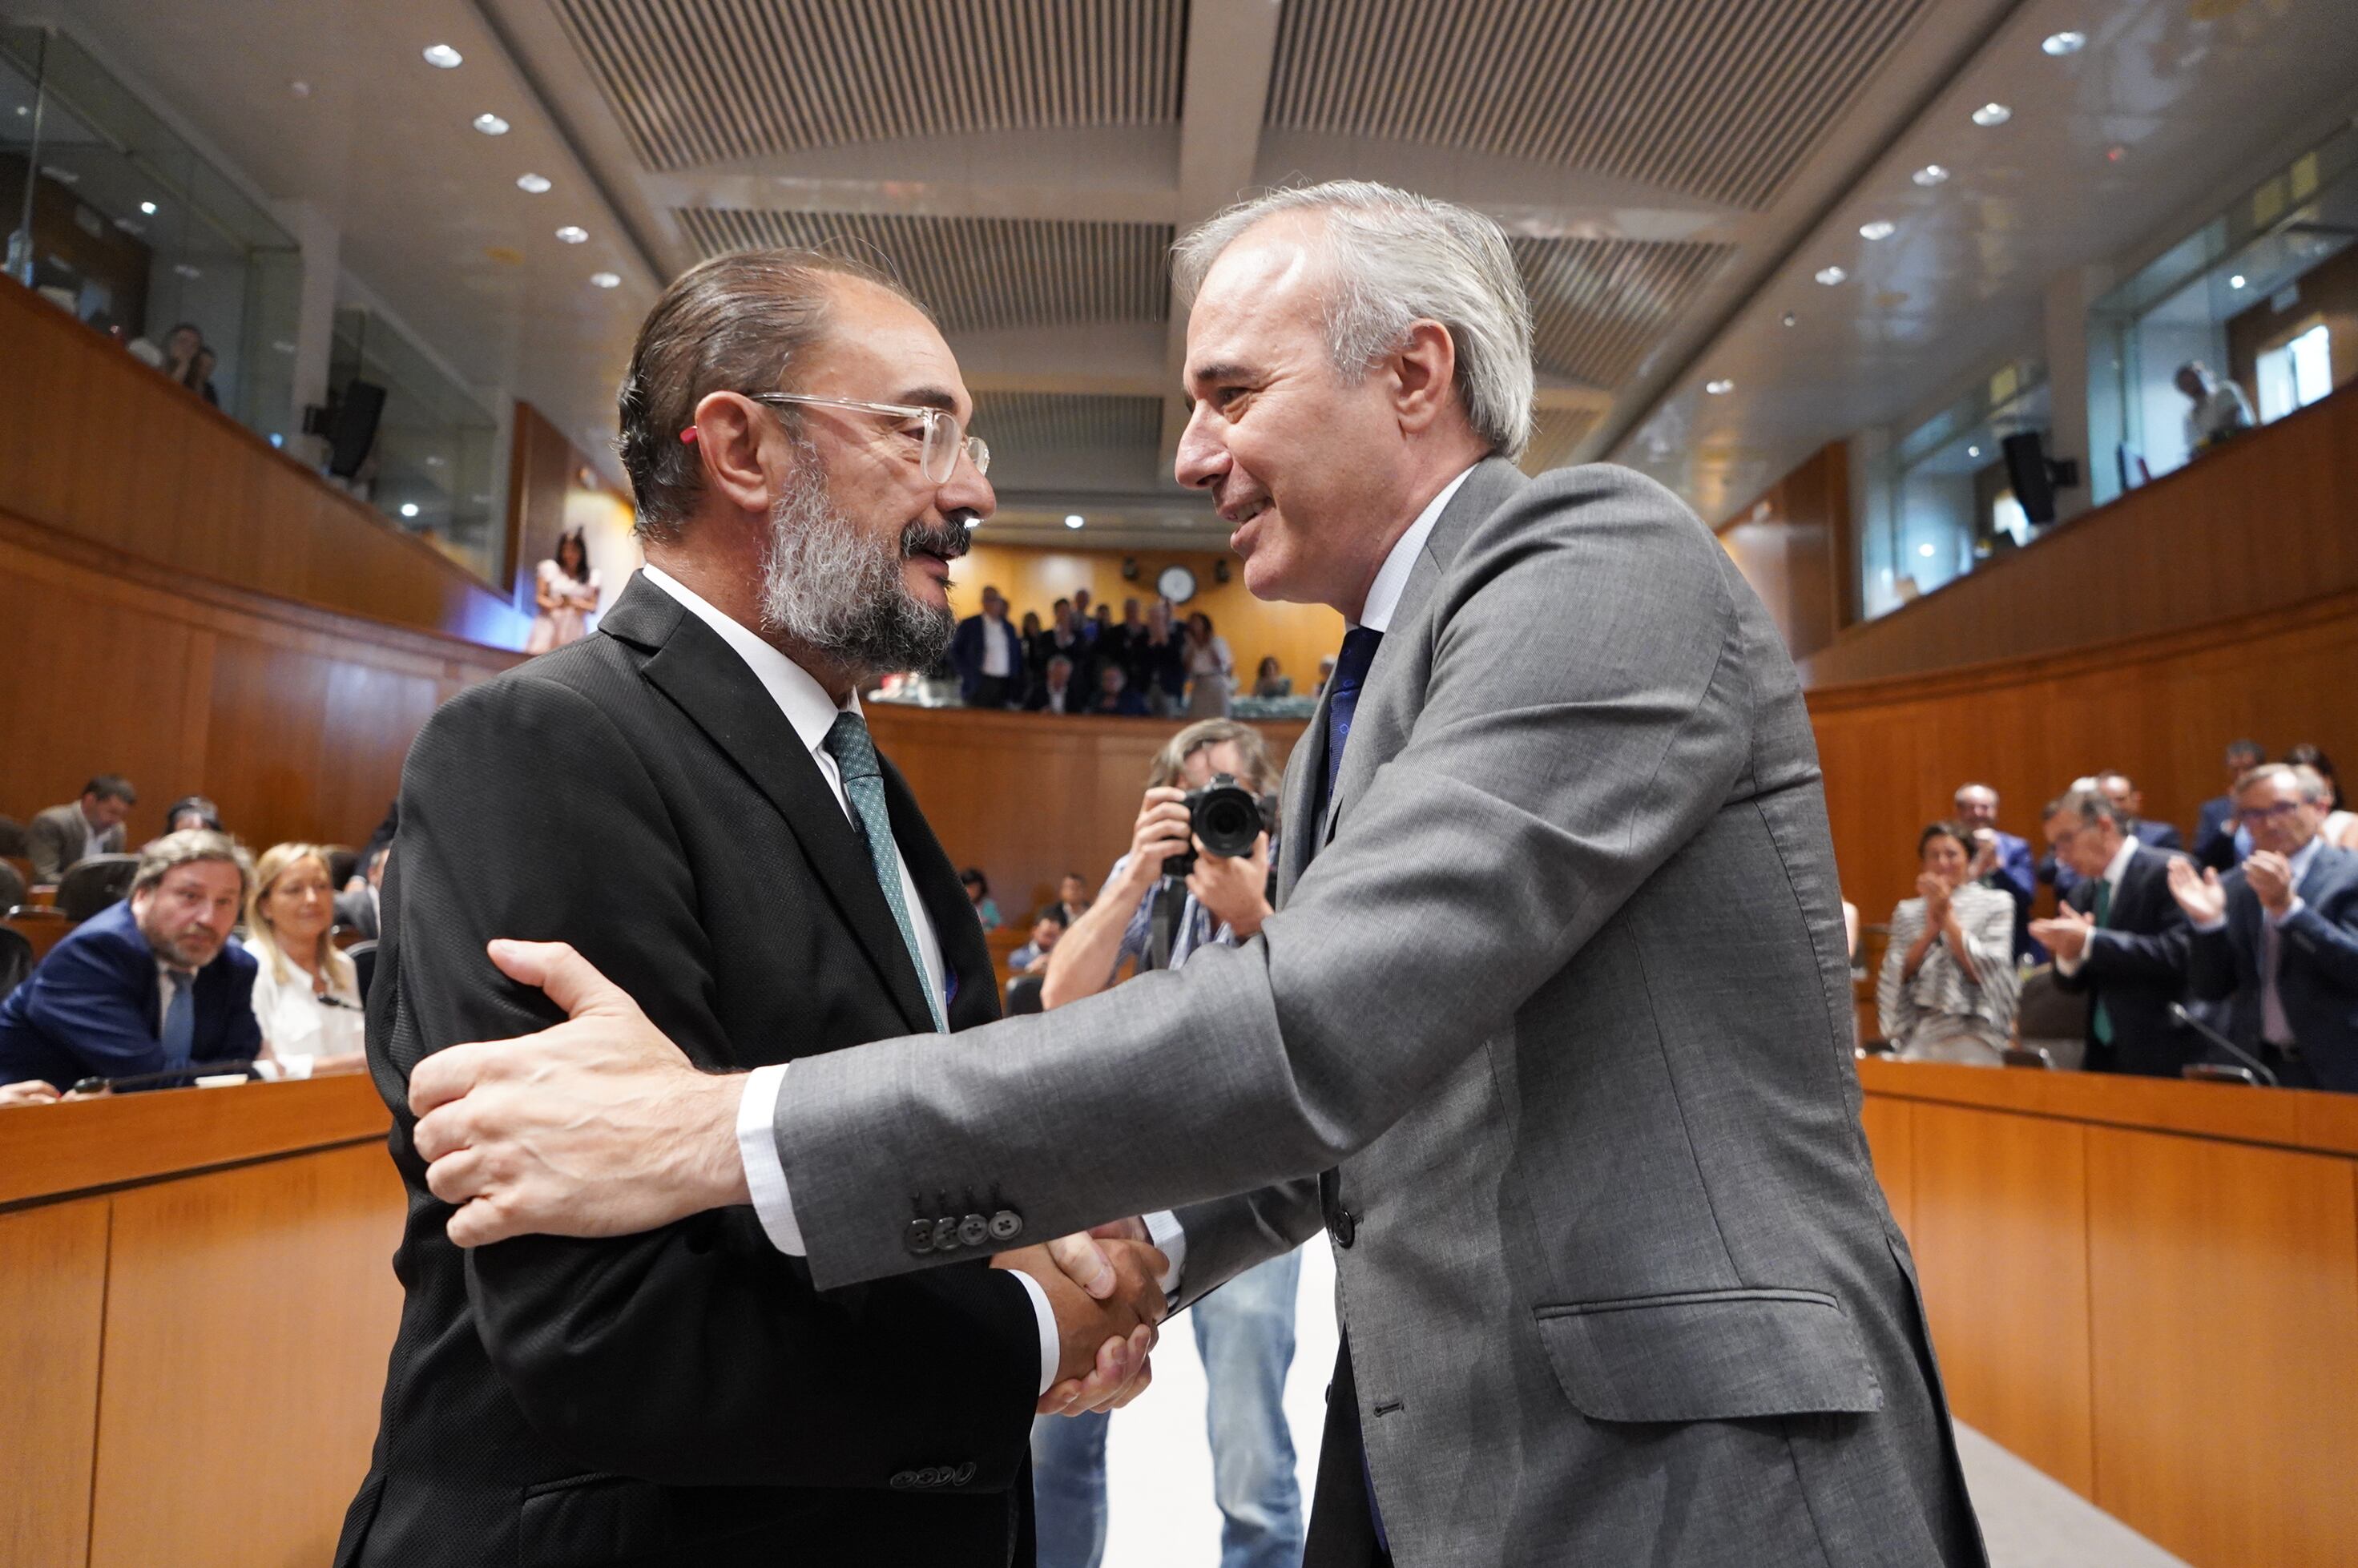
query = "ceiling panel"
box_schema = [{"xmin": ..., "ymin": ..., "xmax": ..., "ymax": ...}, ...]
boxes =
[
  {"xmin": 971, "ymin": 390, "xmax": 1163, "ymax": 490},
  {"xmin": 1268, "ymin": 0, "xmax": 1936, "ymax": 210},
  {"xmin": 671, "ymin": 210, "xmax": 1174, "ymax": 332},
  {"xmin": 553, "ymin": 0, "xmax": 1185, "ymax": 171},
  {"xmin": 1514, "ymin": 236, "xmax": 1734, "ymax": 387},
  {"xmin": 1520, "ymin": 405, "xmax": 1602, "ymax": 474}
]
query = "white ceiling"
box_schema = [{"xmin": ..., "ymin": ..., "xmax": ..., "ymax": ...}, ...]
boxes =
[{"xmin": 15, "ymin": 0, "xmax": 2352, "ymax": 547}]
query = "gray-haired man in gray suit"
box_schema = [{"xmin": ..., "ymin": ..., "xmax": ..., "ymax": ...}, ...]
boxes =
[{"xmin": 409, "ymin": 183, "xmax": 1983, "ymax": 1566}]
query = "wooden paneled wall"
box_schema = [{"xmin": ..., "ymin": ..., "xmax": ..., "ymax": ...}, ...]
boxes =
[
  {"xmin": 1715, "ymin": 441, "xmax": 1848, "ymax": 662},
  {"xmin": 1859, "ymin": 1060, "xmax": 2358, "ymax": 1567},
  {"xmin": 506, "ymin": 401, "xmax": 641, "ymax": 623},
  {"xmin": 0, "ymin": 273, "xmax": 526, "ymax": 649},
  {"xmin": 0, "ymin": 510, "xmax": 522, "ymax": 853},
  {"xmin": 945, "ymin": 542, "xmax": 1348, "ymax": 691},
  {"xmin": 869, "ymin": 705, "xmax": 1306, "ymax": 921}
]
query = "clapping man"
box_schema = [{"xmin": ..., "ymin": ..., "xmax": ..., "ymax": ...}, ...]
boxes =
[
  {"xmin": 2192, "ymin": 740, "xmax": 2267, "ymax": 872},
  {"xmin": 1953, "ymin": 782, "xmax": 2040, "ymax": 962},
  {"xmin": 2031, "ymin": 788, "xmax": 2194, "ymax": 1078},
  {"xmin": 2167, "ymin": 764, "xmax": 2358, "ymax": 1090}
]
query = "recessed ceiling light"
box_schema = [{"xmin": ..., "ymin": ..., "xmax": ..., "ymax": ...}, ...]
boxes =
[
  {"xmin": 1918, "ymin": 542, "xmax": 1937, "ymax": 558},
  {"xmin": 1815, "ymin": 265, "xmax": 1847, "ymax": 286},
  {"xmin": 422, "ymin": 43, "xmax": 463, "ymax": 68},
  {"xmin": 473, "ymin": 112, "xmax": 510, "ymax": 135},
  {"xmin": 2230, "ymin": 274, "xmax": 2247, "ymax": 288},
  {"xmin": 554, "ymin": 224, "xmax": 588, "ymax": 244},
  {"xmin": 1705, "ymin": 379, "xmax": 1734, "ymax": 395},
  {"xmin": 2042, "ymin": 30, "xmax": 2086, "ymax": 56},
  {"xmin": 1971, "ymin": 103, "xmax": 2012, "ymax": 127},
  {"xmin": 139, "ymin": 200, "xmax": 158, "ymax": 216},
  {"xmin": 400, "ymin": 502, "xmax": 421, "ymax": 518},
  {"xmin": 1064, "ymin": 514, "xmax": 1086, "ymax": 530},
  {"xmin": 1913, "ymin": 163, "xmax": 1949, "ymax": 187},
  {"xmin": 1858, "ymin": 220, "xmax": 1895, "ymax": 241},
  {"xmin": 589, "ymin": 271, "xmax": 621, "ymax": 288},
  {"xmin": 516, "ymin": 172, "xmax": 553, "ymax": 194},
  {"xmin": 1780, "ymin": 310, "xmax": 1798, "ymax": 327}
]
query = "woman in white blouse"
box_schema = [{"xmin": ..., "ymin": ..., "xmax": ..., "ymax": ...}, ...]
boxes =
[
  {"xmin": 1182, "ymin": 610, "xmax": 1234, "ymax": 718},
  {"xmin": 244, "ymin": 843, "xmax": 366, "ymax": 1078},
  {"xmin": 1877, "ymin": 820, "xmax": 2021, "ymax": 1066},
  {"xmin": 526, "ymin": 528, "xmax": 601, "ymax": 655}
]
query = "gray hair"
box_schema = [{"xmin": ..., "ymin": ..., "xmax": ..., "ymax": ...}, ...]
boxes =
[
  {"xmin": 2236, "ymin": 763, "xmax": 2329, "ymax": 804},
  {"xmin": 131, "ymin": 828, "xmax": 253, "ymax": 901},
  {"xmin": 2043, "ymin": 788, "xmax": 2126, "ymax": 831},
  {"xmin": 1171, "ymin": 180, "xmax": 1535, "ymax": 460}
]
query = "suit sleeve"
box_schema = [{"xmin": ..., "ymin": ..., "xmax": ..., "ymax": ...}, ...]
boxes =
[
  {"xmin": 779, "ymin": 466, "xmax": 1765, "ymax": 1288},
  {"xmin": 26, "ymin": 815, "xmax": 69, "ymax": 883},
  {"xmin": 22, "ymin": 936, "xmax": 169, "ymax": 1078},
  {"xmin": 1876, "ymin": 903, "xmax": 1921, "ymax": 1044},
  {"xmin": 222, "ymin": 964, "xmax": 263, "ymax": 1059},
  {"xmin": 2081, "ymin": 879, "xmax": 2193, "ymax": 985},
  {"xmin": 1169, "ymin": 1181, "xmax": 1323, "ymax": 1312},
  {"xmin": 2275, "ymin": 897, "xmax": 2358, "ymax": 996},
  {"xmin": 385, "ymin": 675, "xmax": 1040, "ymax": 1489}
]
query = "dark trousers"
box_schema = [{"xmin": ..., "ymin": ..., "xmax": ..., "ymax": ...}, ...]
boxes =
[
  {"xmin": 1304, "ymin": 1340, "xmax": 1392, "ymax": 1568},
  {"xmin": 968, "ymin": 675, "xmax": 1015, "ymax": 709}
]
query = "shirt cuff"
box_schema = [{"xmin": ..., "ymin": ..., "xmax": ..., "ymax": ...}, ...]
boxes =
[
  {"xmin": 736, "ymin": 1062, "xmax": 805, "ymax": 1255},
  {"xmin": 1008, "ymin": 1268, "xmax": 1060, "ymax": 1397},
  {"xmin": 1143, "ymin": 1209, "xmax": 1187, "ymax": 1296},
  {"xmin": 2266, "ymin": 897, "xmax": 2304, "ymax": 927},
  {"xmin": 2054, "ymin": 938, "xmax": 2088, "ymax": 977},
  {"xmin": 2192, "ymin": 914, "xmax": 2228, "ymax": 934}
]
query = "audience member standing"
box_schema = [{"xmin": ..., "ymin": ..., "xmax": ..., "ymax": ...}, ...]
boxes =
[
  {"xmin": 163, "ymin": 795, "xmax": 224, "ymax": 835},
  {"xmin": 2283, "ymin": 745, "xmax": 2358, "ymax": 848},
  {"xmin": 1953, "ymin": 781, "xmax": 2039, "ymax": 961},
  {"xmin": 244, "ymin": 843, "xmax": 367, "ymax": 1078},
  {"xmin": 1134, "ymin": 600, "xmax": 1187, "ymax": 715},
  {"xmin": 1099, "ymin": 597, "xmax": 1147, "ymax": 685},
  {"xmin": 2194, "ymin": 739, "xmax": 2267, "ymax": 870},
  {"xmin": 1072, "ymin": 588, "xmax": 1100, "ymax": 645},
  {"xmin": 0, "ymin": 831, "xmax": 259, "ymax": 1093},
  {"xmin": 526, "ymin": 528, "xmax": 601, "ymax": 655},
  {"xmin": 1183, "ymin": 611, "xmax": 1234, "ymax": 718},
  {"xmin": 949, "ymin": 585, "xmax": 1025, "ymax": 707},
  {"xmin": 2176, "ymin": 361, "xmax": 2254, "ymax": 453},
  {"xmin": 1878, "ymin": 822, "xmax": 2021, "ymax": 1064},
  {"xmin": 2050, "ymin": 771, "xmax": 2183, "ymax": 901},
  {"xmin": 1040, "ymin": 599, "xmax": 1095, "ymax": 691},
  {"xmin": 2171, "ymin": 764, "xmax": 2358, "ymax": 1090},
  {"xmin": 2033, "ymin": 788, "xmax": 2194, "ymax": 1077},
  {"xmin": 27, "ymin": 774, "xmax": 137, "ymax": 881},
  {"xmin": 336, "ymin": 844, "xmax": 389, "ymax": 939}
]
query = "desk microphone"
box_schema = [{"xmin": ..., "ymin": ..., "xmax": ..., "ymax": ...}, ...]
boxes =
[{"xmin": 2167, "ymin": 1002, "xmax": 2280, "ymax": 1088}]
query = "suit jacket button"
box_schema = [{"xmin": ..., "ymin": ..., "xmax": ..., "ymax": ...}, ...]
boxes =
[
  {"xmin": 889, "ymin": 1469, "xmax": 917, "ymax": 1489},
  {"xmin": 949, "ymin": 1462, "xmax": 977, "ymax": 1486},
  {"xmin": 1328, "ymin": 1207, "xmax": 1357, "ymax": 1248},
  {"xmin": 957, "ymin": 1212, "xmax": 990, "ymax": 1248},
  {"xmin": 932, "ymin": 1216, "xmax": 961, "ymax": 1252},
  {"xmin": 905, "ymin": 1220, "xmax": 935, "ymax": 1256},
  {"xmin": 989, "ymin": 1209, "xmax": 1022, "ymax": 1242}
]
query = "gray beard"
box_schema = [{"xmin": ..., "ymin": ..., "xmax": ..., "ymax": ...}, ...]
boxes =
[{"xmin": 756, "ymin": 465, "xmax": 960, "ymax": 677}]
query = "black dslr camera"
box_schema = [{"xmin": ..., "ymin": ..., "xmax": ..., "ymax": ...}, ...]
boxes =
[{"xmin": 1163, "ymin": 773, "xmax": 1272, "ymax": 878}]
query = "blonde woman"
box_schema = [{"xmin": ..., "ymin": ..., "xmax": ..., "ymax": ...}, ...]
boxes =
[{"xmin": 243, "ymin": 843, "xmax": 366, "ymax": 1077}]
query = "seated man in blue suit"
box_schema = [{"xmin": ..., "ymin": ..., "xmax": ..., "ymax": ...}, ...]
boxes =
[
  {"xmin": 1955, "ymin": 780, "xmax": 2042, "ymax": 962},
  {"xmin": 2191, "ymin": 740, "xmax": 2267, "ymax": 872},
  {"xmin": 2171, "ymin": 763, "xmax": 2358, "ymax": 1092},
  {"xmin": 0, "ymin": 830, "xmax": 259, "ymax": 1094}
]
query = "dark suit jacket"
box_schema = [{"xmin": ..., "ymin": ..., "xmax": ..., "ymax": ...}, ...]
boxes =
[
  {"xmin": 2191, "ymin": 795, "xmax": 2245, "ymax": 872},
  {"xmin": 2054, "ymin": 844, "xmax": 2195, "ymax": 1077},
  {"xmin": 334, "ymin": 887, "xmax": 381, "ymax": 940},
  {"xmin": 1975, "ymin": 829, "xmax": 2042, "ymax": 963},
  {"xmin": 333, "ymin": 576, "xmax": 1042, "ymax": 1568},
  {"xmin": 0, "ymin": 899, "xmax": 260, "ymax": 1086},
  {"xmin": 948, "ymin": 614, "xmax": 1022, "ymax": 702},
  {"xmin": 2187, "ymin": 843, "xmax": 2358, "ymax": 1091}
]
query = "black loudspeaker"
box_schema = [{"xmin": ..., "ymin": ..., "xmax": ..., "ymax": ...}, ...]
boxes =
[
  {"xmin": 1121, "ymin": 556, "xmax": 1140, "ymax": 581},
  {"xmin": 325, "ymin": 379, "xmax": 388, "ymax": 478},
  {"xmin": 2001, "ymin": 430, "xmax": 2081, "ymax": 526}
]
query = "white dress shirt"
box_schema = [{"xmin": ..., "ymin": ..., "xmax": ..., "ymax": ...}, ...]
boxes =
[
  {"xmin": 243, "ymin": 940, "xmax": 365, "ymax": 1075},
  {"xmin": 980, "ymin": 615, "xmax": 1016, "ymax": 679},
  {"xmin": 1358, "ymin": 466, "xmax": 1473, "ymax": 631}
]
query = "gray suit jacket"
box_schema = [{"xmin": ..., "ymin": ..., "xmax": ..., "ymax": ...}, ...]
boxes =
[
  {"xmin": 28, "ymin": 803, "xmax": 123, "ymax": 883},
  {"xmin": 778, "ymin": 461, "xmax": 1982, "ymax": 1565}
]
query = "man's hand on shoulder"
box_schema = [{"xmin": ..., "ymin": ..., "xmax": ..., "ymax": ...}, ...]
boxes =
[
  {"xmin": 995, "ymin": 1237, "xmax": 1167, "ymax": 1417},
  {"xmin": 412, "ymin": 940, "xmax": 748, "ymax": 1247}
]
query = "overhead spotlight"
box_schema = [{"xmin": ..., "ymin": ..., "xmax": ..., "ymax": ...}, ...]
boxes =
[
  {"xmin": 400, "ymin": 502, "xmax": 421, "ymax": 518},
  {"xmin": 2229, "ymin": 274, "xmax": 2247, "ymax": 288},
  {"xmin": 1912, "ymin": 163, "xmax": 1949, "ymax": 187},
  {"xmin": 516, "ymin": 172, "xmax": 552, "ymax": 194},
  {"xmin": 1705, "ymin": 379, "xmax": 1734, "ymax": 395},
  {"xmin": 1064, "ymin": 514, "xmax": 1086, "ymax": 530},
  {"xmin": 1917, "ymin": 542, "xmax": 1937, "ymax": 558},
  {"xmin": 422, "ymin": 43, "xmax": 464, "ymax": 68},
  {"xmin": 473, "ymin": 112, "xmax": 510, "ymax": 135},
  {"xmin": 1858, "ymin": 220, "xmax": 1895, "ymax": 240},
  {"xmin": 1815, "ymin": 265, "xmax": 1847, "ymax": 286},
  {"xmin": 589, "ymin": 271, "xmax": 621, "ymax": 288},
  {"xmin": 140, "ymin": 200, "xmax": 158, "ymax": 216},
  {"xmin": 554, "ymin": 224, "xmax": 588, "ymax": 244},
  {"xmin": 1971, "ymin": 103, "xmax": 2012, "ymax": 127},
  {"xmin": 2042, "ymin": 30, "xmax": 2086, "ymax": 56},
  {"xmin": 1780, "ymin": 310, "xmax": 1798, "ymax": 327}
]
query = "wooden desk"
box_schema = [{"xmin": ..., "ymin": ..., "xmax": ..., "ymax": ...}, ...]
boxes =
[
  {"xmin": 1857, "ymin": 1058, "xmax": 2358, "ymax": 1567},
  {"xmin": 0, "ymin": 1075, "xmax": 402, "ymax": 1568},
  {"xmin": 3, "ymin": 908, "xmax": 75, "ymax": 965}
]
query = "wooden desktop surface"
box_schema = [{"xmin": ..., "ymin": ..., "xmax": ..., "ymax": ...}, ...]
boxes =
[{"xmin": 1857, "ymin": 1058, "xmax": 2358, "ymax": 1568}]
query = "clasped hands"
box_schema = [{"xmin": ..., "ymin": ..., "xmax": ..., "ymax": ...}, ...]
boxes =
[{"xmin": 407, "ymin": 939, "xmax": 1164, "ymax": 1417}]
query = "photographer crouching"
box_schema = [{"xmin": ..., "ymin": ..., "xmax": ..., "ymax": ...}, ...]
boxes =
[{"xmin": 1034, "ymin": 718, "xmax": 1300, "ymax": 1568}]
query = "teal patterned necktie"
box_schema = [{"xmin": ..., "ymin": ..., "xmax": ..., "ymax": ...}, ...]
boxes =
[{"xmin": 822, "ymin": 711, "xmax": 947, "ymax": 1033}]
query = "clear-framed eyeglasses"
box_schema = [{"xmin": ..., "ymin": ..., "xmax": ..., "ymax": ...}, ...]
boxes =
[{"xmin": 740, "ymin": 392, "xmax": 989, "ymax": 485}]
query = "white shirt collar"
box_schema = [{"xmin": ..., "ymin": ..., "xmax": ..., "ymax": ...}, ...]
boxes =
[
  {"xmin": 639, "ymin": 565, "xmax": 856, "ymax": 760},
  {"xmin": 1356, "ymin": 466, "xmax": 1476, "ymax": 633},
  {"xmin": 2101, "ymin": 832, "xmax": 2140, "ymax": 891},
  {"xmin": 2286, "ymin": 833, "xmax": 2325, "ymax": 887}
]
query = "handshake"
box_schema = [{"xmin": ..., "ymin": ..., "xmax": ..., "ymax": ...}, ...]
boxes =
[{"xmin": 994, "ymin": 1219, "xmax": 1171, "ymax": 1417}]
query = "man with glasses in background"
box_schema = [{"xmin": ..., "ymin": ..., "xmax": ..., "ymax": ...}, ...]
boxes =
[{"xmin": 2169, "ymin": 764, "xmax": 2358, "ymax": 1090}]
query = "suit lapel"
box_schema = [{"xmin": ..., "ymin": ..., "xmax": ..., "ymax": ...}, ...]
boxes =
[
  {"xmin": 1277, "ymin": 692, "xmax": 1331, "ymax": 901},
  {"xmin": 609, "ymin": 578, "xmax": 940, "ymax": 1037}
]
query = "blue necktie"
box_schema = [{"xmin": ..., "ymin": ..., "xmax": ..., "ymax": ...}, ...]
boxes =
[
  {"xmin": 822, "ymin": 711, "xmax": 947, "ymax": 1033},
  {"xmin": 1321, "ymin": 627, "xmax": 1385, "ymax": 817},
  {"xmin": 160, "ymin": 970, "xmax": 195, "ymax": 1063}
]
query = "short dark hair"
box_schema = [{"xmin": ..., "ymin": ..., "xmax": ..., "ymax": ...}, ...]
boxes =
[
  {"xmin": 2225, "ymin": 738, "xmax": 2265, "ymax": 767},
  {"xmin": 2044, "ymin": 788, "xmax": 2125, "ymax": 831},
  {"xmin": 960, "ymin": 867, "xmax": 989, "ymax": 895},
  {"xmin": 1917, "ymin": 820, "xmax": 1973, "ymax": 860},
  {"xmin": 84, "ymin": 774, "xmax": 137, "ymax": 805},
  {"xmin": 615, "ymin": 248, "xmax": 923, "ymax": 544},
  {"xmin": 164, "ymin": 794, "xmax": 221, "ymax": 832}
]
